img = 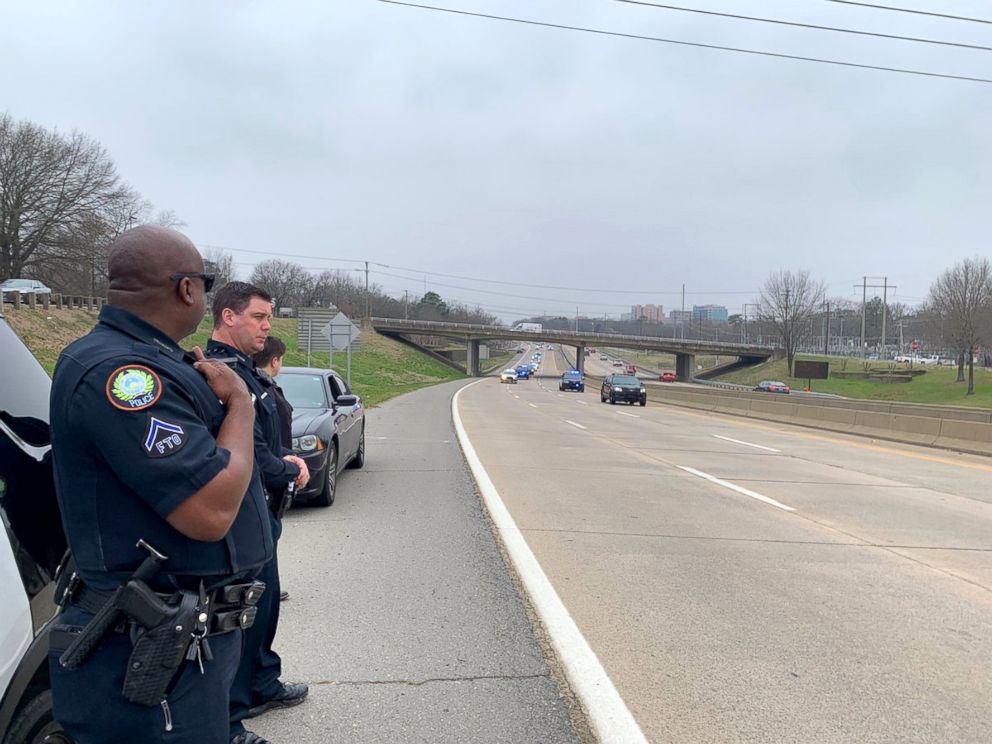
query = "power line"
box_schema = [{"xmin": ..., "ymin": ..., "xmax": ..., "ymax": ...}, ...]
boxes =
[
  {"xmin": 824, "ymin": 1, "xmax": 992, "ymax": 25},
  {"xmin": 376, "ymin": 0, "xmax": 992, "ymax": 84},
  {"xmin": 616, "ymin": 0, "xmax": 992, "ymax": 52}
]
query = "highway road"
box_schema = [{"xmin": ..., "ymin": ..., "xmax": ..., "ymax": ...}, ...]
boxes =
[{"xmin": 458, "ymin": 347, "xmax": 992, "ymax": 743}]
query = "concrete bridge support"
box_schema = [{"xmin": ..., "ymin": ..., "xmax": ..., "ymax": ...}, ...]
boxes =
[
  {"xmin": 676, "ymin": 352, "xmax": 695, "ymax": 382},
  {"xmin": 575, "ymin": 345, "xmax": 585, "ymax": 374},
  {"xmin": 467, "ymin": 339, "xmax": 481, "ymax": 377}
]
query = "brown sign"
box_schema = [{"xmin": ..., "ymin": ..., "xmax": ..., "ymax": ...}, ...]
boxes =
[{"xmin": 794, "ymin": 360, "xmax": 829, "ymax": 380}]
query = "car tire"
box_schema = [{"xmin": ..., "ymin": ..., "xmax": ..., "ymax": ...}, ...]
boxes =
[
  {"xmin": 601, "ymin": 392, "xmax": 606, "ymax": 402},
  {"xmin": 579, "ymin": 386, "xmax": 584, "ymax": 393},
  {"xmin": 347, "ymin": 425, "xmax": 365, "ymax": 469},
  {"xmin": 639, "ymin": 399, "xmax": 646, "ymax": 406},
  {"xmin": 312, "ymin": 440, "xmax": 338, "ymax": 507},
  {"xmin": 609, "ymin": 395, "xmax": 615, "ymax": 405},
  {"xmin": 3, "ymin": 688, "xmax": 71, "ymax": 744}
]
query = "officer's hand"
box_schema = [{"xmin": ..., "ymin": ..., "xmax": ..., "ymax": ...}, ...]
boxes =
[
  {"xmin": 192, "ymin": 346, "xmax": 250, "ymax": 405},
  {"xmin": 284, "ymin": 455, "xmax": 310, "ymax": 488}
]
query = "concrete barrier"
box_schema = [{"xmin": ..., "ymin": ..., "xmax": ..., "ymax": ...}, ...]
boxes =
[{"xmin": 646, "ymin": 384, "xmax": 992, "ymax": 457}]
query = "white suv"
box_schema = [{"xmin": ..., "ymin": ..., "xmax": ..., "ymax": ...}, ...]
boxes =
[{"xmin": 0, "ymin": 313, "xmax": 72, "ymax": 743}]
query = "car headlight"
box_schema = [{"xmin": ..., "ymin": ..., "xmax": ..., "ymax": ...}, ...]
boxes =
[
  {"xmin": 296, "ymin": 435, "xmax": 323, "ymax": 452},
  {"xmin": 614, "ymin": 385, "xmax": 623, "ymax": 391}
]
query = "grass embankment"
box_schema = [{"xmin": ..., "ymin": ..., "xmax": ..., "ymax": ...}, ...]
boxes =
[
  {"xmin": 718, "ymin": 355, "xmax": 992, "ymax": 408},
  {"xmin": 6, "ymin": 309, "xmax": 464, "ymax": 407},
  {"xmin": 601, "ymin": 347, "xmax": 736, "ymax": 372}
]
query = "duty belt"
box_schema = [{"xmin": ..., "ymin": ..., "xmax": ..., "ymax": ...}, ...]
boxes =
[{"xmin": 68, "ymin": 578, "xmax": 264, "ymax": 635}]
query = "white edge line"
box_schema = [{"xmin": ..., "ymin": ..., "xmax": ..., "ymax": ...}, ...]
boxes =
[
  {"xmin": 712, "ymin": 434, "xmax": 780, "ymax": 453},
  {"xmin": 564, "ymin": 419, "xmax": 588, "ymax": 430},
  {"xmin": 528, "ymin": 402, "xmax": 538, "ymax": 408},
  {"xmin": 615, "ymin": 411, "xmax": 639, "ymax": 418},
  {"xmin": 678, "ymin": 466, "xmax": 795, "ymax": 512},
  {"xmin": 453, "ymin": 380, "xmax": 647, "ymax": 744}
]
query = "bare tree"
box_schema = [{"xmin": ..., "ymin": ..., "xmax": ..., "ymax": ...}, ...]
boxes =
[
  {"xmin": 202, "ymin": 247, "xmax": 237, "ymax": 288},
  {"xmin": 0, "ymin": 112, "xmax": 138, "ymax": 282},
  {"xmin": 249, "ymin": 259, "xmax": 314, "ymax": 309},
  {"xmin": 759, "ymin": 270, "xmax": 826, "ymax": 376},
  {"xmin": 927, "ymin": 257, "xmax": 992, "ymax": 396}
]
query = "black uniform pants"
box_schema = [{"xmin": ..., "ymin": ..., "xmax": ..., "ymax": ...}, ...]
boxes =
[
  {"xmin": 229, "ymin": 514, "xmax": 283, "ymax": 736},
  {"xmin": 49, "ymin": 604, "xmax": 242, "ymax": 744}
]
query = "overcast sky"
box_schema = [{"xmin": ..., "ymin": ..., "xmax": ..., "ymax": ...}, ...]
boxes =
[{"xmin": 3, "ymin": 0, "xmax": 990, "ymax": 320}]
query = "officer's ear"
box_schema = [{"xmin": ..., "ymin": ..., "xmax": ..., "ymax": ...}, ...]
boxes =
[{"xmin": 176, "ymin": 277, "xmax": 197, "ymax": 307}]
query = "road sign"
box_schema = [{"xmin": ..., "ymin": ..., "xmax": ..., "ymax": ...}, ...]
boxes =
[
  {"xmin": 910, "ymin": 340, "xmax": 919, "ymax": 351},
  {"xmin": 320, "ymin": 312, "xmax": 361, "ymax": 351}
]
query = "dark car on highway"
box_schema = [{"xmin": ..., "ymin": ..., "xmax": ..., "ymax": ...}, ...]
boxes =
[
  {"xmin": 601, "ymin": 374, "xmax": 646, "ymax": 406},
  {"xmin": 278, "ymin": 367, "xmax": 366, "ymax": 507},
  {"xmin": 515, "ymin": 365, "xmax": 532, "ymax": 380},
  {"xmin": 754, "ymin": 380, "xmax": 791, "ymax": 394},
  {"xmin": 559, "ymin": 369, "xmax": 584, "ymax": 393}
]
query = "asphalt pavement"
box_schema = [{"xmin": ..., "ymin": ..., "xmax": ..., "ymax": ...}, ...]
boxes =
[
  {"xmin": 250, "ymin": 379, "xmax": 584, "ymax": 744},
  {"xmin": 458, "ymin": 347, "xmax": 992, "ymax": 743}
]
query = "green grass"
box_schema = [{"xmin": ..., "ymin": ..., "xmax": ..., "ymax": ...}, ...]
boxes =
[
  {"xmin": 601, "ymin": 347, "xmax": 736, "ymax": 372},
  {"xmin": 8, "ymin": 310, "xmax": 465, "ymax": 407},
  {"xmin": 718, "ymin": 354, "xmax": 992, "ymax": 408}
]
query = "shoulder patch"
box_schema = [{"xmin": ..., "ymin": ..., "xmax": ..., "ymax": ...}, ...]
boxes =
[
  {"xmin": 144, "ymin": 416, "xmax": 188, "ymax": 457},
  {"xmin": 106, "ymin": 365, "xmax": 163, "ymax": 411}
]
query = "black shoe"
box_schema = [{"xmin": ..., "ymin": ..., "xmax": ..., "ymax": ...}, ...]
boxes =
[
  {"xmin": 246, "ymin": 682, "xmax": 309, "ymax": 718},
  {"xmin": 279, "ymin": 590, "xmax": 289, "ymax": 601},
  {"xmin": 230, "ymin": 732, "xmax": 271, "ymax": 744}
]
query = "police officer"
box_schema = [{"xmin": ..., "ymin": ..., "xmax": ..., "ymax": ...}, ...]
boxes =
[
  {"xmin": 205, "ymin": 282, "xmax": 309, "ymax": 743},
  {"xmin": 48, "ymin": 226, "xmax": 274, "ymax": 744}
]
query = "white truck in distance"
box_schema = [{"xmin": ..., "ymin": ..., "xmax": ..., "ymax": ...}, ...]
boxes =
[{"xmin": 517, "ymin": 323, "xmax": 542, "ymax": 333}]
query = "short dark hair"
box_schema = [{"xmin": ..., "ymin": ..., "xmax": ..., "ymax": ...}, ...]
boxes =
[
  {"xmin": 254, "ymin": 335, "xmax": 286, "ymax": 369},
  {"xmin": 211, "ymin": 281, "xmax": 272, "ymax": 326}
]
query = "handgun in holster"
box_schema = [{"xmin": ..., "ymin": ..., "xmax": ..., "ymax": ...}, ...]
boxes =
[{"xmin": 273, "ymin": 481, "xmax": 296, "ymax": 520}]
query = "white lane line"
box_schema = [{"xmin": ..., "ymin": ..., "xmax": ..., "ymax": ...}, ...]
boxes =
[
  {"xmin": 565, "ymin": 419, "xmax": 588, "ymax": 430},
  {"xmin": 528, "ymin": 403, "xmax": 538, "ymax": 408},
  {"xmin": 615, "ymin": 411, "xmax": 640, "ymax": 418},
  {"xmin": 452, "ymin": 381, "xmax": 647, "ymax": 744},
  {"xmin": 513, "ymin": 394, "xmax": 520, "ymax": 399},
  {"xmin": 576, "ymin": 400, "xmax": 589, "ymax": 405},
  {"xmin": 712, "ymin": 434, "xmax": 781, "ymax": 453},
  {"xmin": 678, "ymin": 466, "xmax": 795, "ymax": 512}
]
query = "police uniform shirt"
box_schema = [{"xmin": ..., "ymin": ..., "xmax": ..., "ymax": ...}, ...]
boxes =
[
  {"xmin": 50, "ymin": 305, "xmax": 273, "ymax": 592},
  {"xmin": 204, "ymin": 340, "xmax": 300, "ymax": 494}
]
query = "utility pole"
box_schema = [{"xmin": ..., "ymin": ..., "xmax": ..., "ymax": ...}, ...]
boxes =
[
  {"xmin": 823, "ymin": 301, "xmax": 830, "ymax": 356},
  {"xmin": 881, "ymin": 276, "xmax": 888, "ymax": 359},
  {"xmin": 859, "ymin": 276, "xmax": 867, "ymax": 358},
  {"xmin": 403, "ymin": 290, "xmax": 409, "ymax": 320},
  {"xmin": 364, "ymin": 261, "xmax": 370, "ymax": 319},
  {"xmin": 575, "ymin": 307, "xmax": 579, "ymax": 333},
  {"xmin": 680, "ymin": 283, "xmax": 685, "ymax": 341}
]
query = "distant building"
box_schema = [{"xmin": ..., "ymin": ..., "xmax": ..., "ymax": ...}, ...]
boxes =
[
  {"xmin": 669, "ymin": 309, "xmax": 692, "ymax": 325},
  {"xmin": 631, "ymin": 303, "xmax": 665, "ymax": 323},
  {"xmin": 620, "ymin": 312, "xmax": 635, "ymax": 321},
  {"xmin": 692, "ymin": 304, "xmax": 729, "ymax": 324}
]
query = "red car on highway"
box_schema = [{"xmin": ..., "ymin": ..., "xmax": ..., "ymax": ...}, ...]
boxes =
[{"xmin": 661, "ymin": 371, "xmax": 676, "ymax": 383}]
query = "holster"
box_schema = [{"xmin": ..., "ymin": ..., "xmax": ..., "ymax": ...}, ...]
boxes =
[{"xmin": 121, "ymin": 590, "xmax": 200, "ymax": 707}]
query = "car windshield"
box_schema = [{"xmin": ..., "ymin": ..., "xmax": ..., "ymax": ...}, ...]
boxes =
[
  {"xmin": 613, "ymin": 376, "xmax": 640, "ymax": 385},
  {"xmin": 1, "ymin": 279, "xmax": 34, "ymax": 289},
  {"xmin": 278, "ymin": 373, "xmax": 329, "ymax": 408}
]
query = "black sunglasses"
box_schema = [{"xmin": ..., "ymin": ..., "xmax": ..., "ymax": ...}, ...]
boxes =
[{"xmin": 170, "ymin": 272, "xmax": 216, "ymax": 292}]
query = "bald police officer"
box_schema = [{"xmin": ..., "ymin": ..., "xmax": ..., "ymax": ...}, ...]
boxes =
[{"xmin": 48, "ymin": 226, "xmax": 273, "ymax": 744}]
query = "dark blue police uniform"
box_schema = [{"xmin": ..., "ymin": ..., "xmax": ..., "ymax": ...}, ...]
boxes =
[
  {"xmin": 205, "ymin": 340, "xmax": 299, "ymax": 737},
  {"xmin": 48, "ymin": 305, "xmax": 273, "ymax": 744}
]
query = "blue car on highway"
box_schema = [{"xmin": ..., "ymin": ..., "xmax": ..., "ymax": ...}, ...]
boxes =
[
  {"xmin": 559, "ymin": 369, "xmax": 585, "ymax": 392},
  {"xmin": 515, "ymin": 365, "xmax": 532, "ymax": 379}
]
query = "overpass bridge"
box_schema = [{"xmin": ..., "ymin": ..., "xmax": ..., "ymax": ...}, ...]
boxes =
[{"xmin": 370, "ymin": 317, "xmax": 776, "ymax": 380}]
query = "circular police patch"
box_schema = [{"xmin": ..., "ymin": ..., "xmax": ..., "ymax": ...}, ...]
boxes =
[{"xmin": 106, "ymin": 365, "xmax": 163, "ymax": 411}]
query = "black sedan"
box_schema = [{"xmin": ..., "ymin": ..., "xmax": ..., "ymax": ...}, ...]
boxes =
[
  {"xmin": 601, "ymin": 374, "xmax": 647, "ymax": 406},
  {"xmin": 277, "ymin": 367, "xmax": 366, "ymax": 507}
]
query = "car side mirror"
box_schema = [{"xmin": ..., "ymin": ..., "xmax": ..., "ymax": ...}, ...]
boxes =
[{"xmin": 335, "ymin": 394, "xmax": 359, "ymax": 407}]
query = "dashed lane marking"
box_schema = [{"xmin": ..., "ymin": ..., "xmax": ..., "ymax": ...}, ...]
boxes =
[
  {"xmin": 678, "ymin": 466, "xmax": 796, "ymax": 512},
  {"xmin": 565, "ymin": 420, "xmax": 588, "ymax": 430},
  {"xmin": 712, "ymin": 434, "xmax": 781, "ymax": 453}
]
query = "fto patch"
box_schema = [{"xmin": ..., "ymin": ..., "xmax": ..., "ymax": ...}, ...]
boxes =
[
  {"xmin": 106, "ymin": 365, "xmax": 162, "ymax": 411},
  {"xmin": 144, "ymin": 417, "xmax": 187, "ymax": 457}
]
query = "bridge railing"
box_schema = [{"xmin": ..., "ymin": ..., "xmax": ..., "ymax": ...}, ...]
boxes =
[{"xmin": 370, "ymin": 317, "xmax": 776, "ymax": 353}]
